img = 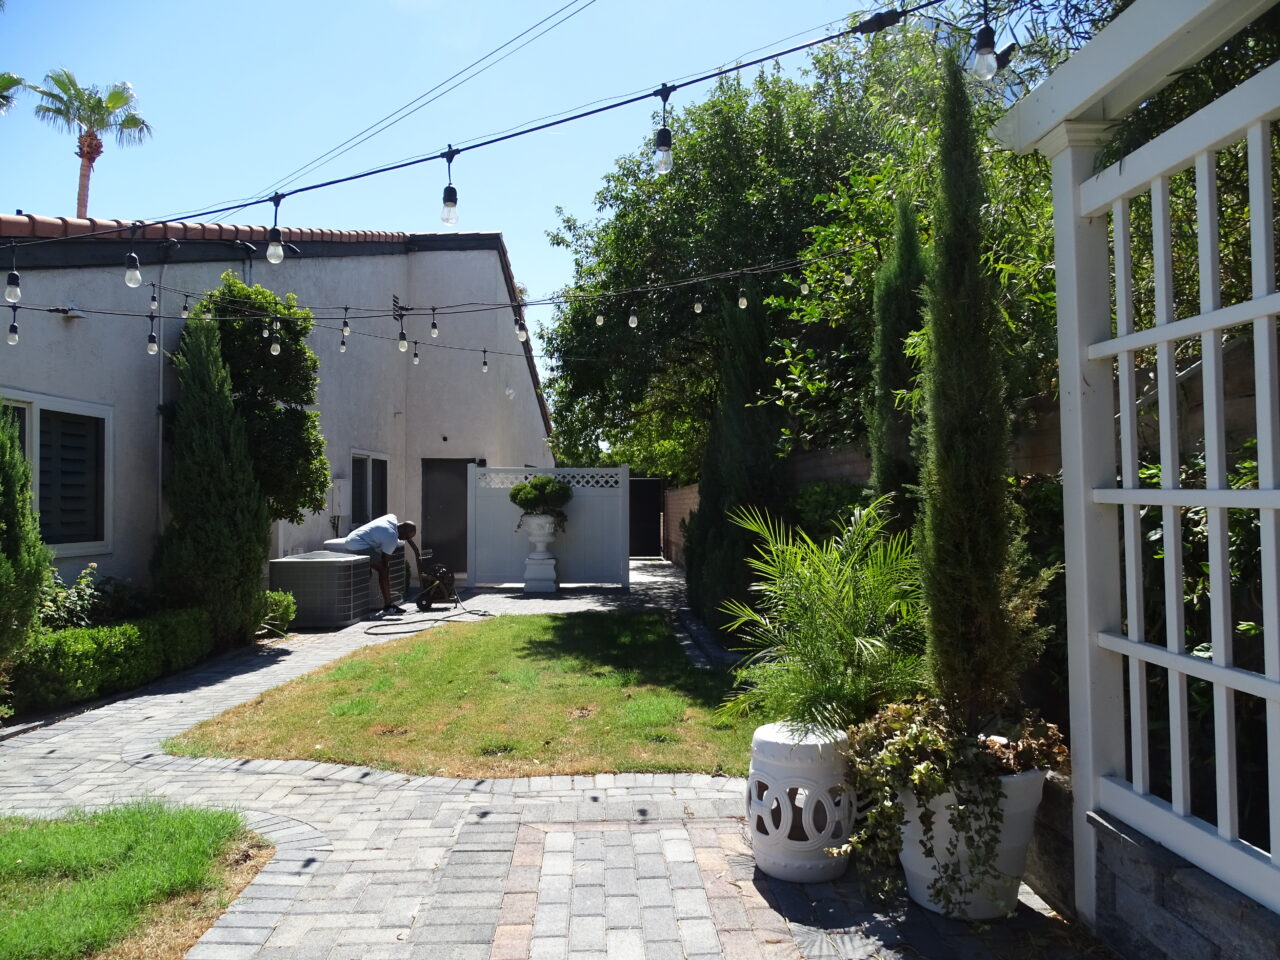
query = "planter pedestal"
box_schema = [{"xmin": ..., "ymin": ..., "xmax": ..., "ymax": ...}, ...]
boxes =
[
  {"xmin": 522, "ymin": 514, "xmax": 559, "ymax": 593},
  {"xmin": 747, "ymin": 722, "xmax": 851, "ymax": 883},
  {"xmin": 899, "ymin": 768, "xmax": 1047, "ymax": 919}
]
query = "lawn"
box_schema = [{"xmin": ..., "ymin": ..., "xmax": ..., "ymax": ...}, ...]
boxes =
[
  {"xmin": 166, "ymin": 611, "xmax": 754, "ymax": 777},
  {"xmin": 0, "ymin": 803, "xmax": 269, "ymax": 960}
]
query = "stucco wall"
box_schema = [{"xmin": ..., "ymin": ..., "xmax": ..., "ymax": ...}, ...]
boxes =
[{"xmin": 1, "ymin": 241, "xmax": 552, "ymax": 585}]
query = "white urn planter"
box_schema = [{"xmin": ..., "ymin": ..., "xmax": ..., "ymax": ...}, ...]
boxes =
[
  {"xmin": 521, "ymin": 513, "xmax": 559, "ymax": 593},
  {"xmin": 898, "ymin": 768, "xmax": 1046, "ymax": 919},
  {"xmin": 746, "ymin": 722, "xmax": 852, "ymax": 883}
]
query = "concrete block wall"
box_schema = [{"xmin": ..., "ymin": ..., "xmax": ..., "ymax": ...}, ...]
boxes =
[{"xmin": 662, "ymin": 484, "xmax": 699, "ymax": 568}]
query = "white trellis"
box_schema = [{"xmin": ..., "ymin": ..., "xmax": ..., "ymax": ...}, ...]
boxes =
[
  {"xmin": 996, "ymin": 0, "xmax": 1280, "ymax": 923},
  {"xmin": 466, "ymin": 466, "xmax": 630, "ymax": 587}
]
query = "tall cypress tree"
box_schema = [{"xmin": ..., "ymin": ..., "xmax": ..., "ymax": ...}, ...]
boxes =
[
  {"xmin": 919, "ymin": 53, "xmax": 1028, "ymax": 736},
  {"xmin": 0, "ymin": 408, "xmax": 50, "ymax": 706},
  {"xmin": 869, "ymin": 198, "xmax": 926, "ymax": 530},
  {"xmin": 684, "ymin": 281, "xmax": 788, "ymax": 631},
  {"xmin": 153, "ymin": 320, "xmax": 270, "ymax": 650}
]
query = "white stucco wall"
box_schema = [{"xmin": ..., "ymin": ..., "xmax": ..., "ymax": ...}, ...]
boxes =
[{"xmin": 0, "ymin": 236, "xmax": 552, "ymax": 585}]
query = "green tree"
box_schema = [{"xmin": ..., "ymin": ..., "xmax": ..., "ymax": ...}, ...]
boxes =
[
  {"xmin": 28, "ymin": 69, "xmax": 152, "ymax": 219},
  {"xmin": 0, "ymin": 73, "xmax": 21, "ymax": 114},
  {"xmin": 868, "ymin": 199, "xmax": 926, "ymax": 529},
  {"xmin": 0, "ymin": 408, "xmax": 52, "ymax": 715},
  {"xmin": 191, "ymin": 272, "xmax": 329, "ymax": 525},
  {"xmin": 918, "ymin": 53, "xmax": 1035, "ymax": 737},
  {"xmin": 154, "ymin": 320, "xmax": 270, "ymax": 650}
]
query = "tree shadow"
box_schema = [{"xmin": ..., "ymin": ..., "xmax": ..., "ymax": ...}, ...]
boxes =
[{"xmin": 514, "ymin": 610, "xmax": 732, "ymax": 710}]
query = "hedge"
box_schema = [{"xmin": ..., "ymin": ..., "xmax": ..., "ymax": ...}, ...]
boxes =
[{"xmin": 9, "ymin": 607, "xmax": 214, "ymax": 715}]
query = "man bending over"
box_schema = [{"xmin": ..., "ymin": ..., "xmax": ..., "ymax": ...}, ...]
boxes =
[{"xmin": 330, "ymin": 514, "xmax": 421, "ymax": 615}]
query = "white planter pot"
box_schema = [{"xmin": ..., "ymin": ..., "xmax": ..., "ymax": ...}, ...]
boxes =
[
  {"xmin": 898, "ymin": 768, "xmax": 1047, "ymax": 919},
  {"xmin": 523, "ymin": 514, "xmax": 557, "ymax": 558},
  {"xmin": 746, "ymin": 722, "xmax": 852, "ymax": 883}
]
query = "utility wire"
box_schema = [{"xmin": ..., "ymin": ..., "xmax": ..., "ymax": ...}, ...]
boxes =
[{"xmin": 9, "ymin": 2, "xmax": 944, "ymax": 251}]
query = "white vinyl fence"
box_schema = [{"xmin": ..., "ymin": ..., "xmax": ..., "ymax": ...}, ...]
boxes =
[
  {"xmin": 997, "ymin": 0, "xmax": 1280, "ymax": 922},
  {"xmin": 466, "ymin": 466, "xmax": 630, "ymax": 587}
]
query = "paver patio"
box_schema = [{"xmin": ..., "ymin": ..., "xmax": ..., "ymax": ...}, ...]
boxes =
[{"xmin": 0, "ymin": 561, "xmax": 1107, "ymax": 959}]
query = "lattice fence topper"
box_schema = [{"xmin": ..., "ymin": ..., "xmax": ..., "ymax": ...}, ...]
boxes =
[{"xmin": 477, "ymin": 469, "xmax": 622, "ymax": 490}]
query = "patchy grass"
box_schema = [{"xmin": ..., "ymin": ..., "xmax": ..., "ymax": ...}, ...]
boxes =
[
  {"xmin": 0, "ymin": 803, "xmax": 269, "ymax": 960},
  {"xmin": 166, "ymin": 611, "xmax": 752, "ymax": 777}
]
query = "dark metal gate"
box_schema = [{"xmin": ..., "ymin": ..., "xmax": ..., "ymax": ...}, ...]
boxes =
[{"xmin": 628, "ymin": 477, "xmax": 663, "ymax": 557}]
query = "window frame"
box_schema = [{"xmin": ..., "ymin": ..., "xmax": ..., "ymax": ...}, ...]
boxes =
[
  {"xmin": 350, "ymin": 448, "xmax": 389, "ymax": 530},
  {"xmin": 1, "ymin": 388, "xmax": 113, "ymax": 558}
]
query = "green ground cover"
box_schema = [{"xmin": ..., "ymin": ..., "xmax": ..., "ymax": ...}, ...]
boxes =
[{"xmin": 166, "ymin": 611, "xmax": 753, "ymax": 777}]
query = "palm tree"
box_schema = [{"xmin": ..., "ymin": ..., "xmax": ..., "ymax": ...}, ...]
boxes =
[
  {"xmin": 0, "ymin": 73, "xmax": 20, "ymax": 114},
  {"xmin": 28, "ymin": 69, "xmax": 152, "ymax": 218}
]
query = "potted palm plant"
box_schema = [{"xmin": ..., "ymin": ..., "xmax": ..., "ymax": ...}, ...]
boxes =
[
  {"xmin": 841, "ymin": 51, "xmax": 1065, "ymax": 919},
  {"xmin": 720, "ymin": 497, "xmax": 930, "ymax": 884},
  {"xmin": 509, "ymin": 475, "xmax": 572, "ymax": 593}
]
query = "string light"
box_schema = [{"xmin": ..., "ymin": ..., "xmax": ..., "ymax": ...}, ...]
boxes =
[
  {"xmin": 266, "ymin": 194, "xmax": 285, "ymax": 264},
  {"xmin": 149, "ymin": 283, "xmax": 159, "ymax": 313},
  {"xmin": 628, "ymin": 305, "xmax": 638, "ymax": 328},
  {"xmin": 180, "ymin": 296, "xmax": 189, "ymax": 319},
  {"xmin": 7, "ymin": 305, "xmax": 17, "ymax": 345},
  {"xmin": 431, "ymin": 306, "xmax": 439, "ymax": 338},
  {"xmin": 799, "ymin": 280, "xmax": 809, "ymax": 295},
  {"xmin": 413, "ymin": 340, "xmax": 420, "ymax": 365},
  {"xmin": 843, "ymin": 272, "xmax": 854, "ymax": 286},
  {"xmin": 146, "ymin": 311, "xmax": 158, "ymax": 355},
  {"xmin": 440, "ymin": 146, "xmax": 459, "ymax": 226},
  {"xmin": 270, "ymin": 321, "xmax": 282, "ymax": 356},
  {"xmin": 398, "ymin": 330, "xmax": 409, "ymax": 352},
  {"xmin": 972, "ymin": 1, "xmax": 998, "ymax": 80},
  {"xmin": 481, "ymin": 348, "xmax": 488, "ymax": 373},
  {"xmin": 341, "ymin": 306, "xmax": 351, "ymax": 337},
  {"xmin": 654, "ymin": 83, "xmax": 675, "ymax": 176},
  {"xmin": 261, "ymin": 318, "xmax": 271, "ymax": 338},
  {"xmin": 124, "ymin": 252, "xmax": 142, "ymax": 288},
  {"xmin": 738, "ymin": 287, "xmax": 748, "ymax": 309},
  {"xmin": 693, "ymin": 294, "xmax": 702, "ymax": 315},
  {"xmin": 5, "ymin": 245, "xmax": 19, "ymax": 304},
  {"xmin": 339, "ymin": 332, "xmax": 347, "ymax": 353},
  {"xmin": 595, "ymin": 309, "xmax": 604, "ymax": 326}
]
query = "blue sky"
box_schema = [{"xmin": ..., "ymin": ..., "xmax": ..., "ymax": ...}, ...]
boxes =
[{"xmin": 0, "ymin": 0, "xmax": 866, "ymax": 359}]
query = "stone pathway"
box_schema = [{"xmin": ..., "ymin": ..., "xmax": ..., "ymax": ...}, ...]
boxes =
[{"xmin": 0, "ymin": 561, "xmax": 1108, "ymax": 959}]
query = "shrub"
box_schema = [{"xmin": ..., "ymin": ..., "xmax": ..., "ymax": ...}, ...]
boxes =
[
  {"xmin": 0, "ymin": 407, "xmax": 50, "ymax": 715},
  {"xmin": 9, "ymin": 608, "xmax": 213, "ymax": 714},
  {"xmin": 508, "ymin": 475, "xmax": 573, "ymax": 531},
  {"xmin": 791, "ymin": 480, "xmax": 869, "ymax": 539},
  {"xmin": 37, "ymin": 563, "xmax": 99, "ymax": 631},
  {"xmin": 254, "ymin": 590, "xmax": 296, "ymax": 637}
]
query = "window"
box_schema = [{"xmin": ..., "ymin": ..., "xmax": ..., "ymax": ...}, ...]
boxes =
[
  {"xmin": 1, "ymin": 390, "xmax": 111, "ymax": 555},
  {"xmin": 350, "ymin": 452, "xmax": 388, "ymax": 528}
]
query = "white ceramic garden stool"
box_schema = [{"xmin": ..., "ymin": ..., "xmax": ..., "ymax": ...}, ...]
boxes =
[{"xmin": 746, "ymin": 722, "xmax": 851, "ymax": 883}]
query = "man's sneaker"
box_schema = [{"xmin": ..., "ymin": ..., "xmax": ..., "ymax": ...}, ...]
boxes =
[{"xmin": 382, "ymin": 604, "xmax": 406, "ymax": 615}]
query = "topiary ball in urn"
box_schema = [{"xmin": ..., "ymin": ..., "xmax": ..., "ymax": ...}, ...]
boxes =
[{"xmin": 508, "ymin": 475, "xmax": 573, "ymax": 532}]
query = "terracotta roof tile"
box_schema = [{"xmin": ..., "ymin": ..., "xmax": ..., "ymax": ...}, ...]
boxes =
[{"xmin": 0, "ymin": 213, "xmax": 414, "ymax": 245}]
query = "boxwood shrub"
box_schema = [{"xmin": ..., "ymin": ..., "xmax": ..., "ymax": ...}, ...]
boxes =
[{"xmin": 10, "ymin": 607, "xmax": 214, "ymax": 714}]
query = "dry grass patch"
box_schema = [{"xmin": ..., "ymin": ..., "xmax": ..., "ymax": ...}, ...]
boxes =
[{"xmin": 165, "ymin": 611, "xmax": 753, "ymax": 777}]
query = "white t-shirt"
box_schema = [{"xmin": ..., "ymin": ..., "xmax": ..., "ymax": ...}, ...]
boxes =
[{"xmin": 344, "ymin": 514, "xmax": 401, "ymax": 555}]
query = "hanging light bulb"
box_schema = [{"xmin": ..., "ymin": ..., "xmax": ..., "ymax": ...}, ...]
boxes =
[
  {"xmin": 628, "ymin": 305, "xmax": 638, "ymax": 328},
  {"xmin": 481, "ymin": 348, "xmax": 489, "ymax": 373},
  {"xmin": 124, "ymin": 252, "xmax": 142, "ymax": 288},
  {"xmin": 266, "ymin": 194, "xmax": 285, "ymax": 263},
  {"xmin": 843, "ymin": 272, "xmax": 854, "ymax": 287},
  {"xmin": 149, "ymin": 284, "xmax": 158, "ymax": 312},
  {"xmin": 440, "ymin": 146, "xmax": 459, "ymax": 225},
  {"xmin": 693, "ymin": 294, "xmax": 703, "ymax": 315},
  {"xmin": 972, "ymin": 23, "xmax": 998, "ymax": 80},
  {"xmin": 262, "ymin": 319, "xmax": 271, "ymax": 338},
  {"xmin": 595, "ymin": 310, "xmax": 605, "ymax": 326},
  {"xmin": 431, "ymin": 307, "xmax": 439, "ymax": 338},
  {"xmin": 398, "ymin": 330, "xmax": 409, "ymax": 352},
  {"xmin": 339, "ymin": 336, "xmax": 347, "ymax": 353},
  {"xmin": 270, "ymin": 331, "xmax": 282, "ymax": 356},
  {"xmin": 180, "ymin": 297, "xmax": 189, "ymax": 319},
  {"xmin": 653, "ymin": 83, "xmax": 675, "ymax": 176},
  {"xmin": 4, "ymin": 271, "xmax": 19, "ymax": 304},
  {"xmin": 800, "ymin": 280, "xmax": 810, "ymax": 295},
  {"xmin": 341, "ymin": 307, "xmax": 351, "ymax": 336},
  {"xmin": 517, "ymin": 322, "xmax": 528, "ymax": 343},
  {"xmin": 413, "ymin": 341, "xmax": 420, "ymax": 365},
  {"xmin": 147, "ymin": 312, "xmax": 158, "ymax": 355},
  {"xmin": 738, "ymin": 288, "xmax": 748, "ymax": 310},
  {"xmin": 7, "ymin": 306, "xmax": 17, "ymax": 345}
]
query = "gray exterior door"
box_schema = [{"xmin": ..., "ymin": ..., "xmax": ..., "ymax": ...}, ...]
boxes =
[{"xmin": 421, "ymin": 458, "xmax": 471, "ymax": 574}]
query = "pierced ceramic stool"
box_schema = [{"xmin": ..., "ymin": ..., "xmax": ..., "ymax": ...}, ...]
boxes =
[{"xmin": 746, "ymin": 722, "xmax": 851, "ymax": 883}]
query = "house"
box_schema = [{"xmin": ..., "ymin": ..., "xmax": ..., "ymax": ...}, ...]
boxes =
[{"xmin": 0, "ymin": 213, "xmax": 554, "ymax": 587}]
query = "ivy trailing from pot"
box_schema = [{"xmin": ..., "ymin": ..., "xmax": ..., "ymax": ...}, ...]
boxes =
[
  {"xmin": 840, "ymin": 699, "xmax": 1066, "ymax": 916},
  {"xmin": 508, "ymin": 475, "xmax": 573, "ymax": 532}
]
